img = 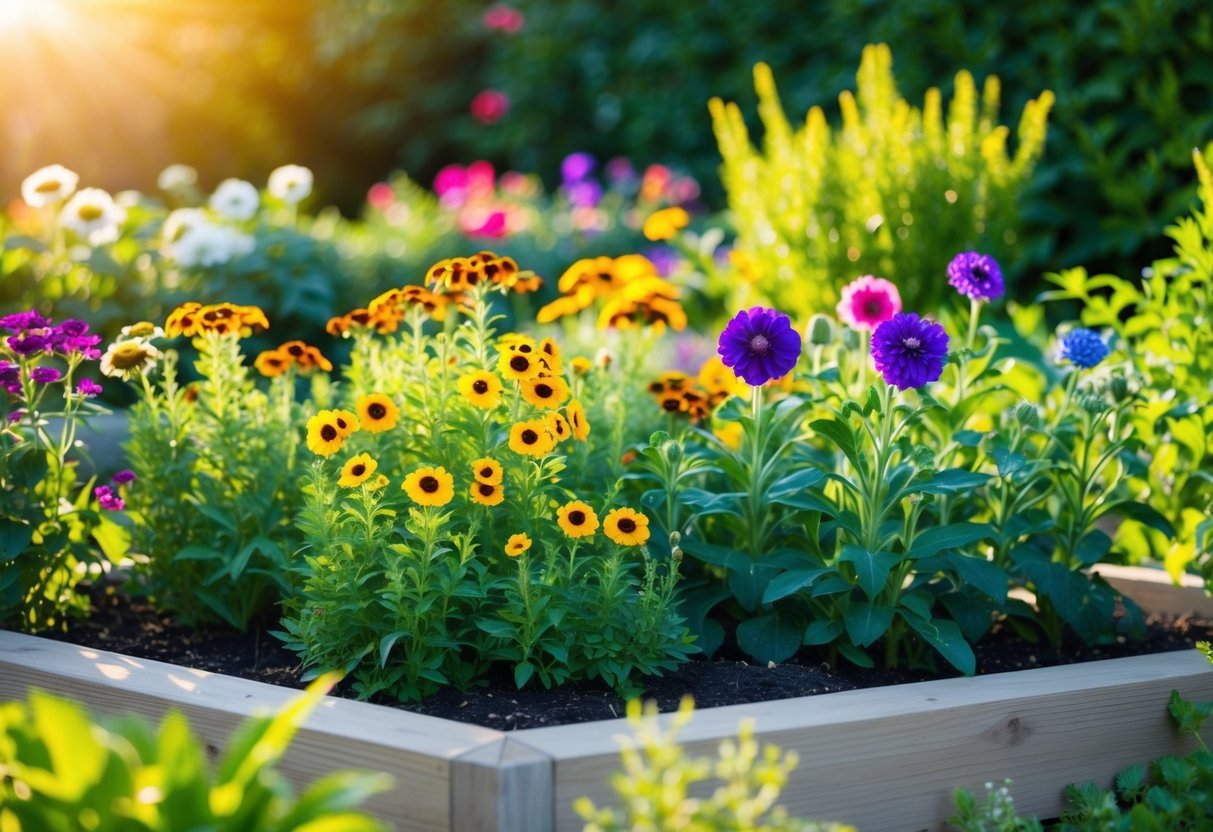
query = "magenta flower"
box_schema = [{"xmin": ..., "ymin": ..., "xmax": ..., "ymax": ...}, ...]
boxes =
[
  {"xmin": 0, "ymin": 310, "xmax": 50, "ymax": 334},
  {"xmin": 470, "ymin": 89, "xmax": 510, "ymax": 124},
  {"xmin": 483, "ymin": 4, "xmax": 524, "ymax": 32},
  {"xmin": 76, "ymin": 378, "xmax": 103, "ymax": 397},
  {"xmin": 871, "ymin": 313, "xmax": 950, "ymax": 390},
  {"xmin": 0, "ymin": 360, "xmax": 19, "ymax": 394},
  {"xmin": 366, "ymin": 182, "xmax": 394, "ymax": 211},
  {"xmin": 95, "ymin": 485, "xmax": 125, "ymax": 511},
  {"xmin": 561, "ymin": 152, "xmax": 596, "ymax": 184},
  {"xmin": 836, "ymin": 275, "xmax": 902, "ymax": 332},
  {"xmin": 717, "ymin": 307, "xmax": 802, "ymax": 386},
  {"xmin": 112, "ymin": 469, "xmax": 137, "ymax": 485},
  {"xmin": 30, "ymin": 367, "xmax": 61, "ymax": 385}
]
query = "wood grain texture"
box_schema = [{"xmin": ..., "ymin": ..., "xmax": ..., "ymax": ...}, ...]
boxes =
[
  {"xmin": 452, "ymin": 737, "xmax": 554, "ymax": 832},
  {"xmin": 1094, "ymin": 563, "xmax": 1213, "ymax": 617}
]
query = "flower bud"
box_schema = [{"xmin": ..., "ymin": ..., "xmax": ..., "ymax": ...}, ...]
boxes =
[
  {"xmin": 669, "ymin": 531, "xmax": 681, "ymax": 546},
  {"xmin": 1109, "ymin": 375, "xmax": 1130, "ymax": 402},
  {"xmin": 671, "ymin": 545, "xmax": 683, "ymax": 564},
  {"xmin": 1016, "ymin": 402, "xmax": 1040, "ymax": 428},
  {"xmin": 807, "ymin": 313, "xmax": 835, "ymax": 346}
]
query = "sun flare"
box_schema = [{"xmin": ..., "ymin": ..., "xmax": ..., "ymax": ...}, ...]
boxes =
[{"xmin": 0, "ymin": 0, "xmax": 74, "ymax": 33}]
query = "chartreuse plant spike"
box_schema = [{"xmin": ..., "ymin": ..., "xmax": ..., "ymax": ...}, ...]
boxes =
[{"xmin": 0, "ymin": 672, "xmax": 390, "ymax": 831}]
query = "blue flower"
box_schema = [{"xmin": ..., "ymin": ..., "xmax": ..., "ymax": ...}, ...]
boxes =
[
  {"xmin": 1059, "ymin": 328, "xmax": 1108, "ymax": 369},
  {"xmin": 871, "ymin": 313, "xmax": 950, "ymax": 390},
  {"xmin": 946, "ymin": 252, "xmax": 1005, "ymax": 302},
  {"xmin": 717, "ymin": 307, "xmax": 802, "ymax": 386}
]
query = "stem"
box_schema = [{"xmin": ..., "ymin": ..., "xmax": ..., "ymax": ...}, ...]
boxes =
[
  {"xmin": 956, "ymin": 297, "xmax": 982, "ymax": 406},
  {"xmin": 748, "ymin": 384, "xmax": 764, "ymax": 557}
]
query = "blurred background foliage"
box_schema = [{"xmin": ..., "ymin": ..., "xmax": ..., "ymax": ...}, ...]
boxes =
[{"xmin": 0, "ymin": 0, "xmax": 1211, "ymax": 288}]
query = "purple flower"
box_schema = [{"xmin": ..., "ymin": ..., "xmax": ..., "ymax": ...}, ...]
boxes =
[
  {"xmin": 560, "ymin": 152, "xmax": 596, "ymax": 184},
  {"xmin": 605, "ymin": 156, "xmax": 636, "ymax": 184},
  {"xmin": 95, "ymin": 485, "xmax": 125, "ymax": 511},
  {"xmin": 51, "ymin": 319, "xmax": 102, "ymax": 357},
  {"xmin": 1059, "ymin": 328, "xmax": 1109, "ymax": 369},
  {"xmin": 112, "ymin": 469, "xmax": 137, "ymax": 485},
  {"xmin": 646, "ymin": 245, "xmax": 682, "ymax": 277},
  {"xmin": 564, "ymin": 180, "xmax": 603, "ymax": 208},
  {"xmin": 30, "ymin": 367, "xmax": 61, "ymax": 385},
  {"xmin": 946, "ymin": 252, "xmax": 1004, "ymax": 302},
  {"xmin": 871, "ymin": 313, "xmax": 950, "ymax": 390},
  {"xmin": 717, "ymin": 307, "xmax": 802, "ymax": 386},
  {"xmin": 0, "ymin": 360, "xmax": 19, "ymax": 394},
  {"xmin": 0, "ymin": 310, "xmax": 50, "ymax": 334},
  {"xmin": 7, "ymin": 332, "xmax": 49, "ymax": 356},
  {"xmin": 76, "ymin": 377, "xmax": 103, "ymax": 397}
]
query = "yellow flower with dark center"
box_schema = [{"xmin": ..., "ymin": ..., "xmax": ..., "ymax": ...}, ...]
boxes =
[
  {"xmin": 165, "ymin": 302, "xmax": 202, "ymax": 338},
  {"xmin": 538, "ymin": 338, "xmax": 563, "ymax": 375},
  {"xmin": 546, "ymin": 411, "xmax": 571, "ymax": 443},
  {"xmin": 642, "ymin": 206, "xmax": 690, "ymax": 241},
  {"xmin": 367, "ymin": 473, "xmax": 390, "ymax": 490},
  {"xmin": 254, "ymin": 348, "xmax": 292, "ymax": 377},
  {"xmin": 556, "ymin": 500, "xmax": 599, "ymax": 539},
  {"xmin": 498, "ymin": 350, "xmax": 542, "ymax": 382},
  {"xmin": 536, "ymin": 293, "xmax": 590, "ymax": 324},
  {"xmin": 566, "ymin": 400, "xmax": 590, "ymax": 441},
  {"xmin": 357, "ymin": 393, "xmax": 400, "ymax": 433},
  {"xmin": 306, "ymin": 412, "xmax": 346, "ymax": 457},
  {"xmin": 499, "ymin": 333, "xmax": 536, "ymax": 354},
  {"xmin": 326, "ymin": 308, "xmax": 372, "ymax": 337},
  {"xmin": 570, "ymin": 356, "xmax": 592, "ymax": 375},
  {"xmin": 508, "ymin": 419, "xmax": 556, "ymax": 457},
  {"xmin": 402, "ymin": 466, "xmax": 454, "ymax": 506},
  {"xmin": 471, "ymin": 457, "xmax": 503, "ymax": 485},
  {"xmin": 339, "ymin": 453, "xmax": 378, "ymax": 488},
  {"xmin": 659, "ymin": 393, "xmax": 689, "ymax": 414},
  {"xmin": 458, "ymin": 370, "xmax": 503, "ymax": 408},
  {"xmin": 603, "ymin": 507, "xmax": 651, "ymax": 546},
  {"xmin": 505, "ymin": 533, "xmax": 532, "ymax": 557},
  {"xmin": 470, "ymin": 480, "xmax": 504, "ymax": 506},
  {"xmin": 520, "ymin": 376, "xmax": 570, "ymax": 410},
  {"xmin": 329, "ymin": 409, "xmax": 360, "ymax": 437}
]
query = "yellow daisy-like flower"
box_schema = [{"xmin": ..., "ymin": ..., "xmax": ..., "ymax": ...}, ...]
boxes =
[
  {"xmin": 570, "ymin": 356, "xmax": 592, "ymax": 375},
  {"xmin": 546, "ymin": 411, "xmax": 571, "ymax": 443},
  {"xmin": 306, "ymin": 412, "xmax": 346, "ymax": 457},
  {"xmin": 538, "ymin": 337, "xmax": 563, "ymax": 375},
  {"xmin": 471, "ymin": 457, "xmax": 503, "ymax": 486},
  {"xmin": 603, "ymin": 507, "xmax": 651, "ymax": 546},
  {"xmin": 498, "ymin": 333, "xmax": 537, "ymax": 354},
  {"xmin": 566, "ymin": 399, "xmax": 590, "ymax": 441},
  {"xmin": 367, "ymin": 473, "xmax": 390, "ymax": 490},
  {"xmin": 338, "ymin": 453, "xmax": 378, "ymax": 488},
  {"xmin": 556, "ymin": 500, "xmax": 599, "ymax": 539},
  {"xmin": 328, "ymin": 409, "xmax": 360, "ymax": 438},
  {"xmin": 458, "ymin": 370, "xmax": 503, "ymax": 409},
  {"xmin": 254, "ymin": 348, "xmax": 292, "ymax": 378},
  {"xmin": 402, "ymin": 466, "xmax": 454, "ymax": 507},
  {"xmin": 470, "ymin": 480, "xmax": 504, "ymax": 507},
  {"xmin": 642, "ymin": 206, "xmax": 690, "ymax": 241},
  {"xmin": 509, "ymin": 419, "xmax": 556, "ymax": 457},
  {"xmin": 497, "ymin": 349, "xmax": 543, "ymax": 382},
  {"xmin": 714, "ymin": 421, "xmax": 744, "ymax": 451},
  {"xmin": 357, "ymin": 393, "xmax": 400, "ymax": 433},
  {"xmin": 520, "ymin": 375, "xmax": 570, "ymax": 410},
  {"xmin": 505, "ymin": 533, "xmax": 532, "ymax": 557}
]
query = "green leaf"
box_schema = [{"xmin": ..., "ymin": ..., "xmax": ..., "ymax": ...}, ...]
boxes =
[
  {"xmin": 1169, "ymin": 689, "xmax": 1213, "ymax": 737},
  {"xmin": 378, "ymin": 631, "xmax": 408, "ymax": 668},
  {"xmin": 908, "ymin": 468, "xmax": 991, "ymax": 496},
  {"xmin": 0, "ymin": 518, "xmax": 34, "ymax": 560},
  {"xmin": 727, "ymin": 561, "xmax": 779, "ymax": 612},
  {"xmin": 804, "ymin": 617, "xmax": 843, "ymax": 645},
  {"xmin": 91, "ymin": 513, "xmax": 130, "ymax": 562},
  {"xmin": 763, "ymin": 567, "xmax": 830, "ymax": 604},
  {"xmin": 85, "ymin": 247, "xmax": 125, "ymax": 277},
  {"xmin": 736, "ymin": 607, "xmax": 807, "ymax": 663},
  {"xmin": 4, "ymin": 234, "xmax": 50, "ymax": 253},
  {"xmin": 514, "ymin": 662, "xmax": 534, "ymax": 688},
  {"xmin": 843, "ymin": 603, "xmax": 894, "ymax": 647},
  {"xmin": 918, "ymin": 552, "xmax": 1010, "ymax": 602},
  {"xmin": 810, "ymin": 417, "xmax": 864, "ymax": 472},
  {"xmin": 839, "ymin": 544, "xmax": 902, "ymax": 599},
  {"xmin": 174, "ymin": 544, "xmax": 225, "ymax": 563},
  {"xmin": 1101, "ymin": 500, "xmax": 1176, "ymax": 537},
  {"xmin": 900, "ymin": 612, "xmax": 976, "ymax": 674},
  {"xmin": 837, "ymin": 641, "xmax": 874, "ymax": 668},
  {"xmin": 907, "ymin": 522, "xmax": 993, "ymax": 560},
  {"xmin": 679, "ymin": 538, "xmax": 752, "ymax": 572},
  {"xmin": 1074, "ymin": 529, "xmax": 1112, "ymax": 567},
  {"xmin": 30, "ymin": 691, "xmax": 106, "ymax": 798}
]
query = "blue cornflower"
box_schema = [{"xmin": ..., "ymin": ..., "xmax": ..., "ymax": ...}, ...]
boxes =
[
  {"xmin": 717, "ymin": 307, "xmax": 802, "ymax": 386},
  {"xmin": 946, "ymin": 252, "xmax": 1005, "ymax": 302},
  {"xmin": 1059, "ymin": 328, "xmax": 1109, "ymax": 369},
  {"xmin": 871, "ymin": 313, "xmax": 950, "ymax": 390}
]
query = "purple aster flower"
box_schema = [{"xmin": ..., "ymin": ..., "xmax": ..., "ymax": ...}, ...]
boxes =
[
  {"xmin": 7, "ymin": 409, "xmax": 25, "ymax": 423},
  {"xmin": 946, "ymin": 252, "xmax": 1004, "ymax": 302},
  {"xmin": 95, "ymin": 485, "xmax": 125, "ymax": 511},
  {"xmin": 871, "ymin": 312, "xmax": 950, "ymax": 390},
  {"xmin": 7, "ymin": 332, "xmax": 49, "ymax": 356},
  {"xmin": 112, "ymin": 469, "xmax": 137, "ymax": 485},
  {"xmin": 717, "ymin": 307, "xmax": 802, "ymax": 386},
  {"xmin": 0, "ymin": 360, "xmax": 19, "ymax": 394},
  {"xmin": 1059, "ymin": 328, "xmax": 1109, "ymax": 369},
  {"xmin": 560, "ymin": 152, "xmax": 596, "ymax": 184},
  {"xmin": 0, "ymin": 309, "xmax": 50, "ymax": 334},
  {"xmin": 30, "ymin": 366, "xmax": 61, "ymax": 385},
  {"xmin": 51, "ymin": 319, "xmax": 102, "ymax": 357},
  {"xmin": 76, "ymin": 377, "xmax": 103, "ymax": 397}
]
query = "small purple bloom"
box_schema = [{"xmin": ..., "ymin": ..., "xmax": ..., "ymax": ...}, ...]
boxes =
[
  {"xmin": 7, "ymin": 410, "xmax": 24, "ymax": 423},
  {"xmin": 51, "ymin": 319, "xmax": 102, "ymax": 357},
  {"xmin": 717, "ymin": 307, "xmax": 802, "ymax": 386},
  {"xmin": 560, "ymin": 152, "xmax": 596, "ymax": 184},
  {"xmin": 95, "ymin": 485, "xmax": 125, "ymax": 511},
  {"xmin": 0, "ymin": 310, "xmax": 50, "ymax": 334},
  {"xmin": 76, "ymin": 377, "xmax": 103, "ymax": 397},
  {"xmin": 1, "ymin": 360, "xmax": 20, "ymax": 394},
  {"xmin": 871, "ymin": 312, "xmax": 950, "ymax": 390},
  {"xmin": 646, "ymin": 245, "xmax": 682, "ymax": 277},
  {"xmin": 946, "ymin": 252, "xmax": 1004, "ymax": 302},
  {"xmin": 30, "ymin": 366, "xmax": 61, "ymax": 385},
  {"xmin": 7, "ymin": 333, "xmax": 49, "ymax": 356},
  {"xmin": 1059, "ymin": 328, "xmax": 1109, "ymax": 369},
  {"xmin": 564, "ymin": 179, "xmax": 603, "ymax": 208},
  {"xmin": 112, "ymin": 469, "xmax": 137, "ymax": 485},
  {"xmin": 605, "ymin": 156, "xmax": 636, "ymax": 184}
]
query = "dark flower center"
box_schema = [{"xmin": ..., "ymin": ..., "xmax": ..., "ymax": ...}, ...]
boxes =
[
  {"xmin": 971, "ymin": 266, "xmax": 989, "ymax": 283},
  {"xmin": 662, "ymin": 398, "xmax": 682, "ymax": 412},
  {"xmin": 510, "ymin": 356, "xmax": 530, "ymax": 371},
  {"xmin": 473, "ymin": 379, "xmax": 489, "ymax": 394},
  {"xmin": 419, "ymin": 475, "xmax": 440, "ymax": 493},
  {"xmin": 568, "ymin": 510, "xmax": 586, "ymax": 525},
  {"xmin": 749, "ymin": 334, "xmax": 770, "ymax": 354},
  {"xmin": 516, "ymin": 344, "xmax": 533, "ymax": 353},
  {"xmin": 903, "ymin": 336, "xmax": 922, "ymax": 350},
  {"xmin": 320, "ymin": 425, "xmax": 338, "ymax": 441},
  {"xmin": 863, "ymin": 299, "xmax": 883, "ymax": 317},
  {"xmin": 617, "ymin": 518, "xmax": 637, "ymax": 533},
  {"xmin": 521, "ymin": 429, "xmax": 538, "ymax": 444},
  {"xmin": 368, "ymin": 403, "xmax": 387, "ymax": 419},
  {"xmin": 351, "ymin": 464, "xmax": 366, "ymax": 477},
  {"xmin": 335, "ymin": 417, "xmax": 349, "ymax": 430},
  {"xmin": 478, "ymin": 483, "xmax": 495, "ymax": 496},
  {"xmin": 287, "ymin": 344, "xmax": 305, "ymax": 356},
  {"xmin": 534, "ymin": 383, "xmax": 553, "ymax": 398},
  {"xmin": 480, "ymin": 466, "xmax": 493, "ymax": 478}
]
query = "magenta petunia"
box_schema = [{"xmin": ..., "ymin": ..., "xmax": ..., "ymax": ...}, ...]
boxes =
[
  {"xmin": 76, "ymin": 377, "xmax": 103, "ymax": 397},
  {"xmin": 717, "ymin": 307, "xmax": 802, "ymax": 386},
  {"xmin": 871, "ymin": 312, "xmax": 950, "ymax": 390},
  {"xmin": 95, "ymin": 485, "xmax": 125, "ymax": 511},
  {"xmin": 836, "ymin": 275, "xmax": 902, "ymax": 332}
]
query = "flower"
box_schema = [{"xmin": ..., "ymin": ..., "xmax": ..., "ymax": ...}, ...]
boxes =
[
  {"xmin": 94, "ymin": 485, "xmax": 124, "ymax": 511},
  {"xmin": 22, "ymin": 164, "xmax": 79, "ymax": 207},
  {"xmin": 470, "ymin": 480, "xmax": 504, "ymax": 506},
  {"xmin": 603, "ymin": 507, "xmax": 650, "ymax": 546},
  {"xmin": 170, "ymin": 223, "xmax": 255, "ymax": 267},
  {"xmin": 165, "ymin": 302, "xmax": 268, "ymax": 338},
  {"xmin": 99, "ymin": 339, "xmax": 162, "ymax": 380},
  {"xmin": 0, "ymin": 310, "xmax": 50, "ymax": 333},
  {"xmin": 458, "ymin": 370, "xmax": 504, "ymax": 408},
  {"xmin": 472, "ymin": 458, "xmax": 503, "ymax": 486},
  {"xmin": 505, "ymin": 533, "xmax": 532, "ymax": 557},
  {"xmin": 520, "ymin": 376, "xmax": 570, "ymax": 410},
  {"xmin": 306, "ymin": 411, "xmax": 347, "ymax": 456},
  {"xmin": 642, "ymin": 207, "xmax": 690, "ymax": 241},
  {"xmin": 267, "ymin": 164, "xmax": 314, "ymax": 204},
  {"xmin": 355, "ymin": 393, "xmax": 399, "ymax": 433},
  {"xmin": 1059, "ymin": 328, "xmax": 1109, "ymax": 369},
  {"xmin": 483, "ymin": 4, "xmax": 524, "ymax": 32},
  {"xmin": 566, "ymin": 400, "xmax": 590, "ymax": 441},
  {"xmin": 871, "ymin": 312, "xmax": 950, "ymax": 390},
  {"xmin": 717, "ymin": 307, "xmax": 802, "ymax": 386},
  {"xmin": 338, "ymin": 453, "xmax": 378, "ymax": 488},
  {"xmin": 836, "ymin": 275, "xmax": 902, "ymax": 332},
  {"xmin": 509, "ymin": 419, "xmax": 556, "ymax": 457},
  {"xmin": 157, "ymin": 164, "xmax": 197, "ymax": 192},
  {"xmin": 556, "ymin": 500, "xmax": 599, "ymax": 539},
  {"xmin": 546, "ymin": 411, "xmax": 571, "ymax": 443},
  {"xmin": 254, "ymin": 349, "xmax": 292, "ymax": 377},
  {"xmin": 75, "ymin": 378, "xmax": 103, "ymax": 397},
  {"xmin": 30, "ymin": 367, "xmax": 61, "ymax": 385},
  {"xmin": 946, "ymin": 252, "xmax": 1005, "ymax": 302},
  {"xmin": 329, "ymin": 409, "xmax": 359, "ymax": 437},
  {"xmin": 50, "ymin": 319, "xmax": 101, "ymax": 358},
  {"xmin": 209, "ymin": 178, "xmax": 260, "ymax": 221},
  {"xmin": 118, "ymin": 321, "xmax": 165, "ymax": 341},
  {"xmin": 470, "ymin": 89, "xmax": 510, "ymax": 124},
  {"xmin": 571, "ymin": 356, "xmax": 592, "ymax": 375},
  {"xmin": 0, "ymin": 361, "xmax": 20, "ymax": 394},
  {"xmin": 112, "ymin": 469, "xmax": 136, "ymax": 485},
  {"xmin": 498, "ymin": 350, "xmax": 543, "ymax": 382},
  {"xmin": 402, "ymin": 466, "xmax": 454, "ymax": 506},
  {"xmin": 60, "ymin": 188, "xmax": 124, "ymax": 245},
  {"xmin": 560, "ymin": 152, "xmax": 595, "ymax": 184}
]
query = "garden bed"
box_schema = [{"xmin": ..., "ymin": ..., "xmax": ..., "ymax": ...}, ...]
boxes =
[{"xmin": 3, "ymin": 565, "xmax": 1212, "ymax": 831}]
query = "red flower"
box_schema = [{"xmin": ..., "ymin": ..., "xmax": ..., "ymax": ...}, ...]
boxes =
[{"xmin": 471, "ymin": 89, "xmax": 510, "ymax": 124}]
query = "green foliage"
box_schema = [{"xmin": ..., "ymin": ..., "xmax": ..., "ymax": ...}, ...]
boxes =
[
  {"xmin": 708, "ymin": 45, "xmax": 1051, "ymax": 316},
  {"xmin": 949, "ymin": 780, "xmax": 1043, "ymax": 832},
  {"xmin": 0, "ymin": 674, "xmax": 389, "ymax": 831},
  {"xmin": 574, "ymin": 697, "xmax": 854, "ymax": 832}
]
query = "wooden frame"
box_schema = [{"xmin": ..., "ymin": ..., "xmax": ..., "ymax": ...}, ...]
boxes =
[{"xmin": 2, "ymin": 565, "xmax": 1211, "ymax": 831}]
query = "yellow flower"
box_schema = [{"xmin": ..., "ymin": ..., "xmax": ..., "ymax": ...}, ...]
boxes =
[
  {"xmin": 498, "ymin": 350, "xmax": 543, "ymax": 382},
  {"xmin": 356, "ymin": 393, "xmax": 400, "ymax": 433},
  {"xmin": 402, "ymin": 466, "xmax": 454, "ymax": 506},
  {"xmin": 566, "ymin": 399, "xmax": 590, "ymax": 441},
  {"xmin": 306, "ymin": 412, "xmax": 346, "ymax": 457},
  {"xmin": 642, "ymin": 206, "xmax": 690, "ymax": 241},
  {"xmin": 498, "ymin": 333, "xmax": 537, "ymax": 354},
  {"xmin": 538, "ymin": 337, "xmax": 563, "ymax": 375},
  {"xmin": 556, "ymin": 500, "xmax": 599, "ymax": 539},
  {"xmin": 509, "ymin": 419, "xmax": 556, "ymax": 457},
  {"xmin": 546, "ymin": 411, "xmax": 571, "ymax": 443},
  {"xmin": 603, "ymin": 507, "xmax": 651, "ymax": 546},
  {"xmin": 458, "ymin": 370, "xmax": 504, "ymax": 409},
  {"xmin": 714, "ymin": 421, "xmax": 744, "ymax": 451},
  {"xmin": 254, "ymin": 348, "xmax": 292, "ymax": 378},
  {"xmin": 367, "ymin": 473, "xmax": 390, "ymax": 490},
  {"xmin": 505, "ymin": 533, "xmax": 532, "ymax": 557},
  {"xmin": 470, "ymin": 480, "xmax": 504, "ymax": 507},
  {"xmin": 471, "ymin": 457, "xmax": 503, "ymax": 485},
  {"xmin": 570, "ymin": 356, "xmax": 592, "ymax": 375},
  {"xmin": 338, "ymin": 453, "xmax": 378, "ymax": 488},
  {"xmin": 520, "ymin": 376, "xmax": 570, "ymax": 410},
  {"xmin": 329, "ymin": 409, "xmax": 360, "ymax": 437}
]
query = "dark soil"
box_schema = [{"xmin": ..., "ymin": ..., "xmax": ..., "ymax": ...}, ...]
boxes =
[{"xmin": 32, "ymin": 589, "xmax": 1213, "ymax": 732}]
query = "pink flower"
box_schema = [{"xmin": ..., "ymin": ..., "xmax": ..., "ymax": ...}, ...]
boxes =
[
  {"xmin": 460, "ymin": 208, "xmax": 508, "ymax": 238},
  {"xmin": 95, "ymin": 485, "xmax": 125, "ymax": 511},
  {"xmin": 367, "ymin": 183, "xmax": 395, "ymax": 211},
  {"xmin": 836, "ymin": 275, "xmax": 902, "ymax": 332},
  {"xmin": 470, "ymin": 89, "xmax": 510, "ymax": 124},
  {"xmin": 483, "ymin": 4, "xmax": 524, "ymax": 33}
]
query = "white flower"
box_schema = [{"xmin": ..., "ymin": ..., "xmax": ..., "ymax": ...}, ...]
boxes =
[
  {"xmin": 267, "ymin": 164, "xmax": 313, "ymax": 205},
  {"xmin": 118, "ymin": 321, "xmax": 166, "ymax": 341},
  {"xmin": 22, "ymin": 164, "xmax": 79, "ymax": 207},
  {"xmin": 100, "ymin": 339, "xmax": 163, "ymax": 380},
  {"xmin": 208, "ymin": 178, "xmax": 260, "ymax": 221},
  {"xmin": 170, "ymin": 222, "xmax": 255, "ymax": 268},
  {"xmin": 59, "ymin": 188, "xmax": 125, "ymax": 246},
  {"xmin": 157, "ymin": 164, "xmax": 197, "ymax": 192},
  {"xmin": 161, "ymin": 207, "xmax": 208, "ymax": 246}
]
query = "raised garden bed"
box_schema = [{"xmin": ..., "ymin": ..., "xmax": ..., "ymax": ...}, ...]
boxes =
[{"xmin": 3, "ymin": 565, "xmax": 1212, "ymax": 832}]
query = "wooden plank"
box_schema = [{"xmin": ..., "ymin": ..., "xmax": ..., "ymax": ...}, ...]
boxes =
[
  {"xmin": 0, "ymin": 631, "xmax": 502, "ymax": 832},
  {"xmin": 452, "ymin": 737, "xmax": 554, "ymax": 832},
  {"xmin": 1095, "ymin": 563, "xmax": 1213, "ymax": 617}
]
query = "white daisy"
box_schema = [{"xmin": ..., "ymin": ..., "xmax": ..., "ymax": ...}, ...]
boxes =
[
  {"xmin": 22, "ymin": 164, "xmax": 79, "ymax": 207},
  {"xmin": 100, "ymin": 339, "xmax": 162, "ymax": 380},
  {"xmin": 157, "ymin": 164, "xmax": 197, "ymax": 192},
  {"xmin": 59, "ymin": 188, "xmax": 125, "ymax": 246},
  {"xmin": 267, "ymin": 164, "xmax": 313, "ymax": 205},
  {"xmin": 161, "ymin": 207, "xmax": 208, "ymax": 246},
  {"xmin": 171, "ymin": 222, "xmax": 255, "ymax": 268},
  {"xmin": 118, "ymin": 321, "xmax": 166, "ymax": 341},
  {"xmin": 208, "ymin": 178, "xmax": 260, "ymax": 221}
]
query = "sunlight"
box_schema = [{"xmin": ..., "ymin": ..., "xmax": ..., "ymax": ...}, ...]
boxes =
[{"xmin": 0, "ymin": 0, "xmax": 75, "ymax": 33}]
